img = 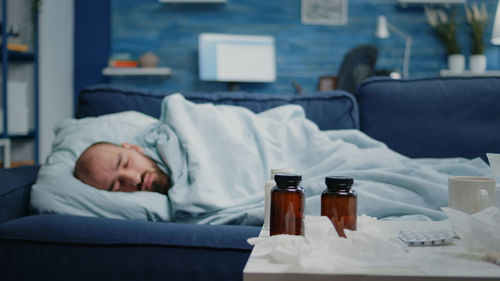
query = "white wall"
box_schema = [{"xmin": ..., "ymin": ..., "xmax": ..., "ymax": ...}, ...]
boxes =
[{"xmin": 39, "ymin": 0, "xmax": 74, "ymax": 163}]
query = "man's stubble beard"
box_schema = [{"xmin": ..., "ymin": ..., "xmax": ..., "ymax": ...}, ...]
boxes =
[{"xmin": 151, "ymin": 166, "xmax": 170, "ymax": 195}]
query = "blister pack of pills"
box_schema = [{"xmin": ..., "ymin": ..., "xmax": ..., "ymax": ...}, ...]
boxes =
[{"xmin": 398, "ymin": 229, "xmax": 456, "ymax": 246}]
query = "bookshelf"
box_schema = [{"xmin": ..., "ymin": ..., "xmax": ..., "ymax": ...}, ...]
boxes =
[{"xmin": 0, "ymin": 0, "xmax": 39, "ymax": 168}]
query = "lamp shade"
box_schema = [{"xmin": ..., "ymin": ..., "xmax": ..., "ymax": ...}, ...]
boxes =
[
  {"xmin": 375, "ymin": 15, "xmax": 390, "ymax": 39},
  {"xmin": 492, "ymin": 1, "xmax": 500, "ymax": 45}
]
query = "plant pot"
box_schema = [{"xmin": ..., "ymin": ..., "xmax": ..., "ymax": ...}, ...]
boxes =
[
  {"xmin": 448, "ymin": 54, "xmax": 465, "ymax": 73},
  {"xmin": 469, "ymin": 54, "xmax": 486, "ymax": 74}
]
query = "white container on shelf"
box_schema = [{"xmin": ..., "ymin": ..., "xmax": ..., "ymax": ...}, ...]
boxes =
[
  {"xmin": 469, "ymin": 54, "xmax": 487, "ymax": 74},
  {"xmin": 448, "ymin": 54, "xmax": 465, "ymax": 73},
  {"xmin": 7, "ymin": 81, "xmax": 29, "ymax": 108},
  {"xmin": 0, "ymin": 81, "xmax": 32, "ymax": 135},
  {"xmin": 0, "ymin": 106, "xmax": 30, "ymax": 135}
]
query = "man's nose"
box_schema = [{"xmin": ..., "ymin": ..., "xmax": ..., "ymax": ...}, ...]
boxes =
[{"xmin": 118, "ymin": 169, "xmax": 141, "ymax": 189}]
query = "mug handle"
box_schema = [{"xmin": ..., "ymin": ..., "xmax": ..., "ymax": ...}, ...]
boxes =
[{"xmin": 476, "ymin": 189, "xmax": 490, "ymax": 211}]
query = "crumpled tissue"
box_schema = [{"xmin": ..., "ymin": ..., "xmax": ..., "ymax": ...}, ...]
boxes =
[
  {"xmin": 442, "ymin": 206, "xmax": 500, "ymax": 265},
  {"xmin": 247, "ymin": 215, "xmax": 417, "ymax": 274}
]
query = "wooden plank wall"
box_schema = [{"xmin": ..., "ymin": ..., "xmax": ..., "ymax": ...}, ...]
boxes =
[{"xmin": 110, "ymin": 0, "xmax": 499, "ymax": 94}]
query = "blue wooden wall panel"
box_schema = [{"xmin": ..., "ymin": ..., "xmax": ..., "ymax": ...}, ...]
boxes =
[
  {"xmin": 74, "ymin": 0, "xmax": 110, "ymax": 108},
  {"xmin": 110, "ymin": 0, "xmax": 500, "ymax": 94}
]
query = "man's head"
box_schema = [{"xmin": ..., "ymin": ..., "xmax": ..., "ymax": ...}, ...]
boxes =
[{"xmin": 74, "ymin": 142, "xmax": 170, "ymax": 195}]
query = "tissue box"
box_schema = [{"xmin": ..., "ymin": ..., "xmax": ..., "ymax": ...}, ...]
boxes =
[{"xmin": 0, "ymin": 107, "xmax": 30, "ymax": 135}]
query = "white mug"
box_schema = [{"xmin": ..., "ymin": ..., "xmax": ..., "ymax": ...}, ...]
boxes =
[{"xmin": 448, "ymin": 176, "xmax": 496, "ymax": 214}]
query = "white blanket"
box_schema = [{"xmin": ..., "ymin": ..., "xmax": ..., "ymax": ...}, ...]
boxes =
[{"xmin": 136, "ymin": 94, "xmax": 493, "ymax": 225}]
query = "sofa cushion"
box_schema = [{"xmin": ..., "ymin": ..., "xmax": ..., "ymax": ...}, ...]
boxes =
[
  {"xmin": 0, "ymin": 214, "xmax": 260, "ymax": 281},
  {"xmin": 77, "ymin": 85, "xmax": 359, "ymax": 130},
  {"xmin": 357, "ymin": 77, "xmax": 500, "ymax": 160},
  {"xmin": 0, "ymin": 214, "xmax": 258, "ymax": 248}
]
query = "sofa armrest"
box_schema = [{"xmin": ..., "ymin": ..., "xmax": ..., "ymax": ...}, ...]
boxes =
[{"xmin": 0, "ymin": 165, "xmax": 40, "ymax": 223}]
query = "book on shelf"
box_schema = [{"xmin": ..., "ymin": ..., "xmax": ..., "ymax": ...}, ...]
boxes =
[
  {"xmin": 108, "ymin": 60, "xmax": 139, "ymax": 68},
  {"xmin": 0, "ymin": 160, "xmax": 35, "ymax": 168},
  {"xmin": 6, "ymin": 43, "xmax": 28, "ymax": 52}
]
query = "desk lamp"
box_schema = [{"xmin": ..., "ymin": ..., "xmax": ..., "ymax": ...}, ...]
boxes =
[{"xmin": 375, "ymin": 15, "xmax": 413, "ymax": 78}]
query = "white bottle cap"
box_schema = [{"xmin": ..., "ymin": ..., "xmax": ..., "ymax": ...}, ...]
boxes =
[{"xmin": 270, "ymin": 168, "xmax": 294, "ymax": 179}]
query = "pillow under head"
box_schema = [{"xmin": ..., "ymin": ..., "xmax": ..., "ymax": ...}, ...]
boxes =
[{"xmin": 30, "ymin": 111, "xmax": 171, "ymax": 221}]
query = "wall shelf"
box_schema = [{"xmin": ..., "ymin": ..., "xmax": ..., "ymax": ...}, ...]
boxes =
[
  {"xmin": 102, "ymin": 67, "xmax": 172, "ymax": 76},
  {"xmin": 0, "ymin": 49, "xmax": 35, "ymax": 62},
  {"xmin": 398, "ymin": 0, "xmax": 465, "ymax": 6},
  {"xmin": 159, "ymin": 0, "xmax": 226, "ymax": 3},
  {"xmin": 439, "ymin": 70, "xmax": 500, "ymax": 77},
  {"xmin": 8, "ymin": 131, "xmax": 37, "ymax": 139}
]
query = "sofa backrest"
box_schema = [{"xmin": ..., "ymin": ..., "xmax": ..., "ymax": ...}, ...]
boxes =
[
  {"xmin": 77, "ymin": 86, "xmax": 359, "ymax": 131},
  {"xmin": 357, "ymin": 77, "xmax": 500, "ymax": 160}
]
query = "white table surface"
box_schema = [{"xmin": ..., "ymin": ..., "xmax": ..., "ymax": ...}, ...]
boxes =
[{"xmin": 243, "ymin": 219, "xmax": 500, "ymax": 281}]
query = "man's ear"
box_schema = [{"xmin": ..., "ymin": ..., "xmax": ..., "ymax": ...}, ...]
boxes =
[{"xmin": 121, "ymin": 142, "xmax": 144, "ymax": 153}]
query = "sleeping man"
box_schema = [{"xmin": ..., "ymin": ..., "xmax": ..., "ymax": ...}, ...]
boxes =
[
  {"xmin": 72, "ymin": 94, "xmax": 494, "ymax": 225},
  {"xmin": 74, "ymin": 142, "xmax": 170, "ymax": 195}
]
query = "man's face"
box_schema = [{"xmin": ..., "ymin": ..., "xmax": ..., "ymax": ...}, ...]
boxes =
[{"xmin": 76, "ymin": 143, "xmax": 169, "ymax": 195}]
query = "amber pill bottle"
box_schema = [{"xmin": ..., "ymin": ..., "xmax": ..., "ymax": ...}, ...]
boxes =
[
  {"xmin": 321, "ymin": 176, "xmax": 357, "ymax": 238},
  {"xmin": 270, "ymin": 174, "xmax": 305, "ymax": 236}
]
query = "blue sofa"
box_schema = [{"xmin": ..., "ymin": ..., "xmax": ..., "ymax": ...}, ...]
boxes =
[{"xmin": 1, "ymin": 77, "xmax": 499, "ymax": 281}]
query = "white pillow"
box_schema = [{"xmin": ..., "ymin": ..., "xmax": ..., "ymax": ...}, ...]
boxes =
[{"xmin": 30, "ymin": 111, "xmax": 171, "ymax": 221}]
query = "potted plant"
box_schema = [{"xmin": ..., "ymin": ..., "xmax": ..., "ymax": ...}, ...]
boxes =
[
  {"xmin": 465, "ymin": 3, "xmax": 488, "ymax": 73},
  {"xmin": 424, "ymin": 7, "xmax": 464, "ymax": 73}
]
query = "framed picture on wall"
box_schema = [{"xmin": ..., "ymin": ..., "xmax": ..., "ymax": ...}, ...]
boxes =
[{"xmin": 301, "ymin": 0, "xmax": 348, "ymax": 26}]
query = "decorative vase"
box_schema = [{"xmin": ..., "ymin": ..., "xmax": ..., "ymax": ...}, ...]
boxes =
[
  {"xmin": 448, "ymin": 54, "xmax": 465, "ymax": 73},
  {"xmin": 469, "ymin": 54, "xmax": 486, "ymax": 74},
  {"xmin": 139, "ymin": 52, "xmax": 159, "ymax": 68}
]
